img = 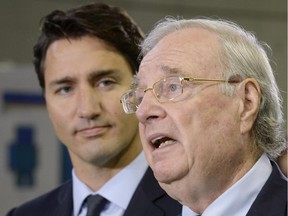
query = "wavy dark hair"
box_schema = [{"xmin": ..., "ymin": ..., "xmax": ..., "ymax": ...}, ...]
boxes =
[{"xmin": 33, "ymin": 2, "xmax": 144, "ymax": 90}]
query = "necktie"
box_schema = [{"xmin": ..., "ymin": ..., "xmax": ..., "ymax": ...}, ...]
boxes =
[{"xmin": 86, "ymin": 194, "xmax": 108, "ymax": 216}]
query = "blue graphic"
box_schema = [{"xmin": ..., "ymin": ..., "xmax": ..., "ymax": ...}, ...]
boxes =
[
  {"xmin": 4, "ymin": 91, "xmax": 72, "ymax": 184},
  {"xmin": 3, "ymin": 91, "xmax": 45, "ymax": 105},
  {"xmin": 8, "ymin": 126, "xmax": 37, "ymax": 187}
]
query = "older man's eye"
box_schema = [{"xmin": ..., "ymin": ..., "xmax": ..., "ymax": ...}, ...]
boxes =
[{"xmin": 168, "ymin": 83, "xmax": 181, "ymax": 93}]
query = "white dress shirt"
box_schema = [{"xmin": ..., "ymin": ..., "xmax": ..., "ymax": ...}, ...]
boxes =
[
  {"xmin": 182, "ymin": 153, "xmax": 272, "ymax": 216},
  {"xmin": 72, "ymin": 152, "xmax": 148, "ymax": 216}
]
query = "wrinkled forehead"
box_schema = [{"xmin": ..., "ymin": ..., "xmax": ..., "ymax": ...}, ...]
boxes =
[
  {"xmin": 134, "ymin": 64, "xmax": 183, "ymax": 87},
  {"xmin": 136, "ymin": 28, "xmax": 222, "ymax": 86}
]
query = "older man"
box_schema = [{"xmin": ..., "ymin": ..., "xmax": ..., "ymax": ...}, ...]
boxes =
[{"xmin": 121, "ymin": 18, "xmax": 287, "ymax": 216}]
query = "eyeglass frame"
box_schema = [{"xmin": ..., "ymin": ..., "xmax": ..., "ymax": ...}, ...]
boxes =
[{"xmin": 120, "ymin": 76, "xmax": 241, "ymax": 114}]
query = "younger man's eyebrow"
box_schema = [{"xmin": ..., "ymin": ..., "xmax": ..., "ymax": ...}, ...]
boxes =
[
  {"xmin": 48, "ymin": 76, "xmax": 75, "ymax": 88},
  {"xmin": 87, "ymin": 69, "xmax": 117, "ymax": 81}
]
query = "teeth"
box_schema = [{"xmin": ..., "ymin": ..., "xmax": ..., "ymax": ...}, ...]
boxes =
[
  {"xmin": 159, "ymin": 140, "xmax": 174, "ymax": 148},
  {"xmin": 151, "ymin": 136, "xmax": 175, "ymax": 148},
  {"xmin": 151, "ymin": 136, "xmax": 165, "ymax": 145}
]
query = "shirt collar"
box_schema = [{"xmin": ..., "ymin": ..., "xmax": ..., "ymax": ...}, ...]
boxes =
[
  {"xmin": 182, "ymin": 206, "xmax": 200, "ymax": 216},
  {"xmin": 73, "ymin": 151, "xmax": 148, "ymax": 216},
  {"xmin": 182, "ymin": 153, "xmax": 272, "ymax": 216}
]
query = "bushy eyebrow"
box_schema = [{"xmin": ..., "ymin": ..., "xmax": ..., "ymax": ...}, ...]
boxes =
[
  {"xmin": 161, "ymin": 65, "xmax": 183, "ymax": 75},
  {"xmin": 133, "ymin": 65, "xmax": 183, "ymax": 88}
]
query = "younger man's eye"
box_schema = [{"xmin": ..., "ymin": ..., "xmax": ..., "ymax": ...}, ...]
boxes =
[
  {"xmin": 97, "ymin": 79, "xmax": 116, "ymax": 88},
  {"xmin": 56, "ymin": 86, "xmax": 72, "ymax": 95}
]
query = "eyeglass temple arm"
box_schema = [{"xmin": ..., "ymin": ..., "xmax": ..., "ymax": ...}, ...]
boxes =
[{"xmin": 183, "ymin": 77, "xmax": 241, "ymax": 83}]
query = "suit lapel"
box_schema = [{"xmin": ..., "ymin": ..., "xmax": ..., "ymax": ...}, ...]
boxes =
[
  {"xmin": 124, "ymin": 168, "xmax": 181, "ymax": 216},
  {"xmin": 53, "ymin": 181, "xmax": 74, "ymax": 216},
  {"xmin": 246, "ymin": 161, "xmax": 287, "ymax": 216}
]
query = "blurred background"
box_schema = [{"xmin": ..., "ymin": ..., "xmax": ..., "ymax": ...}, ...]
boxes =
[{"xmin": 0, "ymin": 0, "xmax": 286, "ymax": 214}]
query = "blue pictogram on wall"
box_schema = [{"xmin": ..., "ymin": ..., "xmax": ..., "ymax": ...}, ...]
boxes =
[
  {"xmin": 4, "ymin": 91, "xmax": 72, "ymax": 185},
  {"xmin": 8, "ymin": 126, "xmax": 37, "ymax": 187}
]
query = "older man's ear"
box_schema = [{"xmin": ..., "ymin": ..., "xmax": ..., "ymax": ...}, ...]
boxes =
[
  {"xmin": 238, "ymin": 78, "xmax": 261, "ymax": 134},
  {"xmin": 277, "ymin": 150, "xmax": 288, "ymax": 176}
]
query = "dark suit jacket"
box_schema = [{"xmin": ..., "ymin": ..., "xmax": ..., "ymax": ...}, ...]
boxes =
[
  {"xmin": 6, "ymin": 167, "xmax": 182, "ymax": 216},
  {"xmin": 175, "ymin": 160, "xmax": 287, "ymax": 216},
  {"xmin": 246, "ymin": 161, "xmax": 287, "ymax": 216}
]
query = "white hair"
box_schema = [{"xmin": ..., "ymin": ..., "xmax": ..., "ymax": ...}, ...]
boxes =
[{"xmin": 140, "ymin": 17, "xmax": 286, "ymax": 158}]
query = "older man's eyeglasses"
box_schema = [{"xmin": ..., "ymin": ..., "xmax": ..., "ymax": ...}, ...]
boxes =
[{"xmin": 121, "ymin": 76, "xmax": 240, "ymax": 114}]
